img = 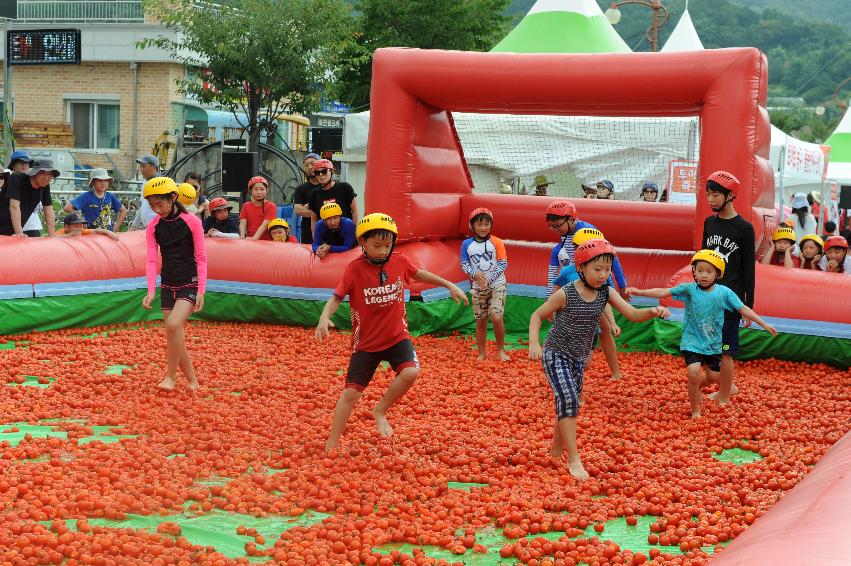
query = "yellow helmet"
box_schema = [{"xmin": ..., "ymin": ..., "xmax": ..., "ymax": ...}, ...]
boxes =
[
  {"xmin": 356, "ymin": 213, "xmax": 397, "ymax": 239},
  {"xmin": 267, "ymin": 218, "xmax": 290, "ymax": 232},
  {"xmin": 142, "ymin": 176, "xmax": 178, "ymax": 199},
  {"xmin": 175, "ymin": 183, "xmax": 197, "ymax": 205},
  {"xmin": 691, "ymin": 249, "xmax": 726, "ymax": 277},
  {"xmin": 772, "ymin": 226, "xmax": 797, "ymax": 243},
  {"xmin": 572, "ymin": 227, "xmax": 605, "ymax": 247},
  {"xmin": 799, "ymin": 233, "xmax": 824, "ymax": 250},
  {"xmin": 320, "ymin": 202, "xmax": 343, "ymax": 220}
]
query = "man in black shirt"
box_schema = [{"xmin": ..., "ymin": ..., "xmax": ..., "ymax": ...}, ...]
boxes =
[
  {"xmin": 0, "ymin": 159, "xmax": 59, "ymax": 237},
  {"xmin": 701, "ymin": 170, "xmax": 755, "ymax": 405},
  {"xmin": 293, "ymin": 152, "xmax": 321, "ymax": 243},
  {"xmin": 307, "ymin": 158, "xmax": 358, "ymax": 239}
]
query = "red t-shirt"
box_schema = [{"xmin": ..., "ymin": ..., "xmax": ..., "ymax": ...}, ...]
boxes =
[
  {"xmin": 769, "ymin": 251, "xmax": 800, "ymax": 267},
  {"xmin": 239, "ymin": 200, "xmax": 277, "ymax": 241},
  {"xmin": 333, "ymin": 253, "xmax": 420, "ymax": 353}
]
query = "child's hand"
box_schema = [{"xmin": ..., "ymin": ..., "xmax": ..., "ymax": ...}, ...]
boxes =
[
  {"xmin": 193, "ymin": 294, "xmax": 205, "ymax": 313},
  {"xmin": 528, "ymin": 343, "xmax": 542, "ymax": 361},
  {"xmin": 828, "ymin": 259, "xmax": 839, "ymax": 271},
  {"xmin": 315, "ymin": 318, "xmax": 332, "ymax": 340},
  {"xmin": 624, "ymin": 286, "xmax": 641, "ymax": 297},
  {"xmin": 611, "ymin": 324, "xmax": 621, "ymax": 337},
  {"xmin": 142, "ymin": 292, "xmax": 155, "ymax": 310},
  {"xmin": 473, "ymin": 272, "xmax": 488, "ymax": 288},
  {"xmin": 762, "ymin": 321, "xmax": 778, "ymax": 337},
  {"xmin": 651, "ymin": 306, "xmax": 670, "ymax": 319},
  {"xmin": 448, "ymin": 284, "xmax": 469, "ymax": 306},
  {"xmin": 107, "ymin": 231, "xmax": 119, "ymax": 241}
]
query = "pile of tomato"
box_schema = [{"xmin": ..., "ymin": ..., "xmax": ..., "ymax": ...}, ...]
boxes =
[{"xmin": 0, "ymin": 321, "xmax": 847, "ymax": 565}]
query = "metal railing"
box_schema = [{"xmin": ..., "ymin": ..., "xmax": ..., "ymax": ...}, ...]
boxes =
[
  {"xmin": 16, "ymin": 1, "xmax": 145, "ymax": 24},
  {"xmin": 50, "ymin": 177, "xmax": 144, "ymax": 230}
]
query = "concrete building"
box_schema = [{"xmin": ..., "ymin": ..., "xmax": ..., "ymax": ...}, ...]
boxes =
[{"xmin": 0, "ymin": 1, "xmax": 195, "ymax": 179}]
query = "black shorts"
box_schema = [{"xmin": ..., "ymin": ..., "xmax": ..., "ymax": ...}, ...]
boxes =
[
  {"xmin": 345, "ymin": 339, "xmax": 419, "ymax": 391},
  {"xmin": 683, "ymin": 351, "xmax": 721, "ymax": 372},
  {"xmin": 161, "ymin": 286, "xmax": 198, "ymax": 310},
  {"xmin": 721, "ymin": 312, "xmax": 742, "ymax": 356}
]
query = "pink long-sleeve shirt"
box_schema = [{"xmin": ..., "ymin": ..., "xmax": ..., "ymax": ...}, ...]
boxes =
[{"xmin": 145, "ymin": 211, "xmax": 207, "ymax": 295}]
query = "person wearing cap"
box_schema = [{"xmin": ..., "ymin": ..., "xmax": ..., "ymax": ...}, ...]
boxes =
[
  {"xmin": 640, "ymin": 182, "xmax": 658, "ymax": 202},
  {"xmin": 532, "ymin": 175, "xmax": 551, "ymax": 196},
  {"xmin": 702, "ymin": 171, "xmax": 755, "ymax": 406},
  {"xmin": 203, "ymin": 197, "xmax": 239, "ymax": 238},
  {"xmin": 293, "ymin": 152, "xmax": 321, "ymax": 243},
  {"xmin": 595, "ymin": 180, "xmax": 615, "ymax": 200},
  {"xmin": 55, "ymin": 211, "xmax": 119, "ymax": 241},
  {"xmin": 5, "ymin": 150, "xmax": 43, "ymax": 237},
  {"xmin": 581, "ymin": 183, "xmax": 597, "ymax": 199},
  {"xmin": 64, "ymin": 168, "xmax": 127, "ymax": 231},
  {"xmin": 307, "ymin": 159, "xmax": 358, "ymax": 236},
  {"xmin": 129, "ymin": 154, "xmax": 162, "ymax": 230},
  {"xmin": 0, "ymin": 158, "xmax": 58, "ymax": 237},
  {"xmin": 239, "ymin": 175, "xmax": 277, "ymax": 240},
  {"xmin": 312, "ymin": 202, "xmax": 356, "ymax": 258},
  {"xmin": 788, "ymin": 192, "xmax": 816, "ymax": 244}
]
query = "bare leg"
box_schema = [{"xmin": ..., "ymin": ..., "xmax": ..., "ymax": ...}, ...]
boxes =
[
  {"xmin": 373, "ymin": 367, "xmax": 420, "ymax": 438},
  {"xmin": 326, "ymin": 387, "xmax": 362, "ymax": 452},
  {"xmin": 161, "ymin": 301, "xmax": 196, "ymax": 391},
  {"xmin": 475, "ymin": 318, "xmax": 487, "ymax": 361},
  {"xmin": 492, "ymin": 316, "xmax": 510, "ymax": 361},
  {"xmin": 709, "ymin": 354, "xmax": 735, "ymax": 404},
  {"xmin": 598, "ymin": 316, "xmax": 622, "ymax": 380},
  {"xmin": 550, "ymin": 421, "xmax": 565, "ymax": 458},
  {"xmin": 557, "ymin": 417, "xmax": 588, "ymax": 480},
  {"xmin": 686, "ymin": 363, "xmax": 704, "ymax": 418}
]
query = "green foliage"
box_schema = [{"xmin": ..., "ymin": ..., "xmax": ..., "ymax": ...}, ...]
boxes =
[
  {"xmin": 334, "ymin": 0, "xmax": 513, "ymax": 109},
  {"xmin": 140, "ymin": 0, "xmax": 352, "ymax": 149}
]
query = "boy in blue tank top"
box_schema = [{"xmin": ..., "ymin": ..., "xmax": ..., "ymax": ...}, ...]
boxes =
[{"xmin": 627, "ymin": 250, "xmax": 777, "ymax": 418}]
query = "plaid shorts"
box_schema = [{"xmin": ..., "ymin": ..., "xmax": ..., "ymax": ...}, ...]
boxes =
[
  {"xmin": 471, "ymin": 284, "xmax": 507, "ymax": 320},
  {"xmin": 542, "ymin": 349, "xmax": 585, "ymax": 419}
]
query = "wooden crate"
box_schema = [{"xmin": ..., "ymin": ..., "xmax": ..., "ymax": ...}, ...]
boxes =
[{"xmin": 12, "ymin": 121, "xmax": 75, "ymax": 147}]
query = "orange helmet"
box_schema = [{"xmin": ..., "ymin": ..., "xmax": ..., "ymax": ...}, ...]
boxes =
[
  {"xmin": 574, "ymin": 239, "xmax": 616, "ymax": 265},
  {"xmin": 546, "ymin": 200, "xmax": 576, "ymax": 218},
  {"xmin": 247, "ymin": 176, "xmax": 268, "ymax": 191},
  {"xmin": 468, "ymin": 207, "xmax": 493, "ymax": 226},
  {"xmin": 706, "ymin": 170, "xmax": 740, "ymax": 196},
  {"xmin": 824, "ymin": 235, "xmax": 848, "ymax": 250}
]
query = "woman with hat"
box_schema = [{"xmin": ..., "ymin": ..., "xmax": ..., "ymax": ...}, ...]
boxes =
[
  {"xmin": 788, "ymin": 192, "xmax": 816, "ymax": 244},
  {"xmin": 64, "ymin": 168, "xmax": 127, "ymax": 231}
]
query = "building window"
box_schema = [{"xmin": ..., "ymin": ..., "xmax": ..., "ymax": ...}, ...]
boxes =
[{"xmin": 69, "ymin": 101, "xmax": 119, "ymax": 149}]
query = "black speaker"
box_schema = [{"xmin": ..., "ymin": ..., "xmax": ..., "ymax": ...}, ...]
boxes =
[
  {"xmin": 839, "ymin": 185, "xmax": 851, "ymax": 209},
  {"xmin": 222, "ymin": 151, "xmax": 257, "ymax": 195},
  {"xmin": 311, "ymin": 127, "xmax": 342, "ymax": 154}
]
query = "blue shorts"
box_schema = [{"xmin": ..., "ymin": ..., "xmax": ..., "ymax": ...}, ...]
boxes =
[
  {"xmin": 722, "ymin": 312, "xmax": 742, "ymax": 356},
  {"xmin": 542, "ymin": 349, "xmax": 585, "ymax": 419}
]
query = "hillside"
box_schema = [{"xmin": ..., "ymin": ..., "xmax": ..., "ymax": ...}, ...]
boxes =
[{"xmin": 727, "ymin": 0, "xmax": 851, "ymax": 34}]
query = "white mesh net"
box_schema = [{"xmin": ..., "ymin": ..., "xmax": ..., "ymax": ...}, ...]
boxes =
[{"xmin": 451, "ymin": 113, "xmax": 700, "ymax": 201}]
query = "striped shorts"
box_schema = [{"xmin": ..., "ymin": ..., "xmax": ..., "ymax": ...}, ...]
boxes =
[{"xmin": 542, "ymin": 349, "xmax": 585, "ymax": 419}]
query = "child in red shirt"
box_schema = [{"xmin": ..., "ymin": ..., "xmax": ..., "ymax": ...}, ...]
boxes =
[
  {"xmin": 239, "ymin": 176, "xmax": 276, "ymax": 240},
  {"xmin": 316, "ymin": 213, "xmax": 468, "ymax": 453},
  {"xmin": 760, "ymin": 227, "xmax": 799, "ymax": 268},
  {"xmin": 797, "ymin": 234, "xmax": 823, "ymax": 270}
]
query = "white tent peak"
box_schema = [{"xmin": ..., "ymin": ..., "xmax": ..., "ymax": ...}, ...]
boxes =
[
  {"xmin": 832, "ymin": 106, "xmax": 851, "ymax": 134},
  {"xmin": 527, "ymin": 0, "xmax": 605, "ymax": 17},
  {"xmin": 660, "ymin": 8, "xmax": 704, "ymax": 53}
]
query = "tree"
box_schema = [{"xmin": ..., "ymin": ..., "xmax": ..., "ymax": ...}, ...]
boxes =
[
  {"xmin": 141, "ymin": 0, "xmax": 352, "ymax": 152},
  {"xmin": 334, "ymin": 0, "xmax": 512, "ymax": 110}
]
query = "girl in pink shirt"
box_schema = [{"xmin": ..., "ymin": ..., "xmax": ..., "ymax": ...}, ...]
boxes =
[{"xmin": 141, "ymin": 177, "xmax": 207, "ymax": 391}]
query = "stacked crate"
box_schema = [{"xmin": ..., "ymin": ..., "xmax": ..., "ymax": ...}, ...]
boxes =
[{"xmin": 12, "ymin": 121, "xmax": 75, "ymax": 147}]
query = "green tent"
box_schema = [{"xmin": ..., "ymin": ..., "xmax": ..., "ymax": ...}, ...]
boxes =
[{"xmin": 492, "ymin": 0, "xmax": 630, "ymax": 53}]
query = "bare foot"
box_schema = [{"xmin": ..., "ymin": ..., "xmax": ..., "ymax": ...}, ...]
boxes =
[
  {"xmin": 567, "ymin": 459, "xmax": 589, "ymax": 480},
  {"xmin": 550, "ymin": 447, "xmax": 563, "ymax": 458},
  {"xmin": 158, "ymin": 377, "xmax": 176, "ymax": 391},
  {"xmin": 578, "ymin": 393, "xmax": 585, "ymax": 406},
  {"xmin": 498, "ymin": 351, "xmax": 510, "ymax": 362},
  {"xmin": 373, "ymin": 410, "xmax": 394, "ymax": 438},
  {"xmin": 609, "ymin": 371, "xmax": 623, "ymax": 380},
  {"xmin": 708, "ymin": 383, "xmax": 739, "ymax": 399},
  {"xmin": 691, "ymin": 411, "xmax": 701, "ymax": 419},
  {"xmin": 477, "ymin": 351, "xmax": 487, "ymax": 361},
  {"xmin": 324, "ymin": 441, "xmax": 339, "ymax": 454},
  {"xmin": 187, "ymin": 378, "xmax": 199, "ymax": 391}
]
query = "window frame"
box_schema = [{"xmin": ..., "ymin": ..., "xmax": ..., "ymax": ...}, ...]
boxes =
[{"xmin": 65, "ymin": 97, "xmax": 120, "ymax": 150}]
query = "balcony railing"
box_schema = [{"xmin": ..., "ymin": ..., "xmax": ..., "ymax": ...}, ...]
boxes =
[{"xmin": 16, "ymin": 1, "xmax": 146, "ymax": 24}]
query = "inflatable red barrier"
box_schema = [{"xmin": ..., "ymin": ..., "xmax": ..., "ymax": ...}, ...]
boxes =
[
  {"xmin": 711, "ymin": 430, "xmax": 851, "ymax": 566},
  {"xmin": 661, "ymin": 263, "xmax": 851, "ymax": 325}
]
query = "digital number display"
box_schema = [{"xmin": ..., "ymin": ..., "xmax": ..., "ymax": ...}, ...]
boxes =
[{"xmin": 7, "ymin": 29, "xmax": 81, "ymax": 65}]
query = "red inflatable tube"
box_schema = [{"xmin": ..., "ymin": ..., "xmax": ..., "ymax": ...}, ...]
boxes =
[
  {"xmin": 660, "ymin": 263, "xmax": 851, "ymax": 325},
  {"xmin": 460, "ymin": 194, "xmax": 696, "ymax": 251},
  {"xmin": 711, "ymin": 430, "xmax": 851, "ymax": 566}
]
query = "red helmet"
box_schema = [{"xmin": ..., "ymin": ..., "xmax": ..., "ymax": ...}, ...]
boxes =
[
  {"xmin": 468, "ymin": 207, "xmax": 493, "ymax": 225},
  {"xmin": 546, "ymin": 200, "xmax": 576, "ymax": 218},
  {"xmin": 574, "ymin": 239, "xmax": 616, "ymax": 266},
  {"xmin": 824, "ymin": 235, "xmax": 849, "ymax": 250},
  {"xmin": 313, "ymin": 159, "xmax": 334, "ymax": 172},
  {"xmin": 209, "ymin": 197, "xmax": 232, "ymax": 211},
  {"xmin": 707, "ymin": 171, "xmax": 740, "ymax": 196},
  {"xmin": 247, "ymin": 175, "xmax": 268, "ymax": 190}
]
